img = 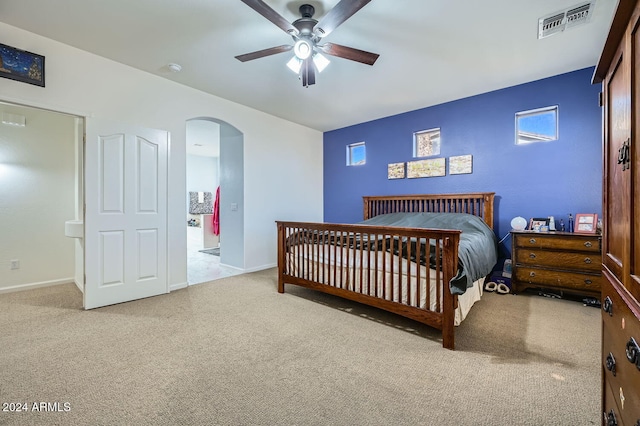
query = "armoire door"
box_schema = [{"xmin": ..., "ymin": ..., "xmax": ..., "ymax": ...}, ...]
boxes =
[
  {"xmin": 602, "ymin": 46, "xmax": 631, "ymax": 285},
  {"xmin": 630, "ymin": 16, "xmax": 640, "ymax": 301}
]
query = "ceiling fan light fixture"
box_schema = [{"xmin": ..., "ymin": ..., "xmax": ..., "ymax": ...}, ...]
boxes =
[
  {"xmin": 313, "ymin": 52, "xmax": 330, "ymax": 73},
  {"xmin": 287, "ymin": 56, "xmax": 303, "ymax": 74},
  {"xmin": 237, "ymin": 0, "xmax": 380, "ymax": 86},
  {"xmin": 313, "ymin": 52, "xmax": 331, "ymax": 72},
  {"xmin": 293, "ymin": 39, "xmax": 312, "ymax": 60}
]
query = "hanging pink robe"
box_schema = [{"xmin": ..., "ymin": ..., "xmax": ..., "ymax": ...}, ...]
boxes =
[{"xmin": 213, "ymin": 186, "xmax": 220, "ymax": 236}]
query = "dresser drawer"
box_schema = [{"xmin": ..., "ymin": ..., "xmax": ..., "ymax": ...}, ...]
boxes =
[
  {"xmin": 603, "ymin": 380, "xmax": 622, "ymax": 426},
  {"xmin": 515, "ymin": 249, "xmax": 601, "ymax": 272},
  {"xmin": 513, "ymin": 233, "xmax": 600, "ymax": 252},
  {"xmin": 602, "ymin": 275, "xmax": 640, "ymax": 350},
  {"xmin": 514, "ymin": 267, "xmax": 600, "ymax": 292},
  {"xmin": 602, "ymin": 321, "xmax": 640, "ymax": 424},
  {"xmin": 602, "ymin": 274, "xmax": 640, "ymax": 425}
]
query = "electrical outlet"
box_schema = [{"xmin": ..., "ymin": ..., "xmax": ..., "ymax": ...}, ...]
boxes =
[{"xmin": 10, "ymin": 259, "xmax": 20, "ymax": 270}]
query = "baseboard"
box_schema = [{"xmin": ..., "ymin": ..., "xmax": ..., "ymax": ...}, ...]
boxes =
[
  {"xmin": 219, "ymin": 262, "xmax": 244, "ymax": 272},
  {"xmin": 169, "ymin": 281, "xmax": 188, "ymax": 292},
  {"xmin": 74, "ymin": 279, "xmax": 84, "ymax": 294},
  {"xmin": 241, "ymin": 263, "xmax": 277, "ymax": 273},
  {"xmin": 0, "ymin": 278, "xmax": 75, "ymax": 294}
]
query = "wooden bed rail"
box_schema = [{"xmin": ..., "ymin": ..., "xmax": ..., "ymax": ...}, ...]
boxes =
[
  {"xmin": 363, "ymin": 192, "xmax": 495, "ymax": 230},
  {"xmin": 276, "ymin": 221, "xmax": 461, "ymax": 349}
]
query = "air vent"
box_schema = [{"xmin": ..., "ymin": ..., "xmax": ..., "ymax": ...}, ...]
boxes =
[
  {"xmin": 538, "ymin": 1, "xmax": 595, "ymax": 39},
  {"xmin": 540, "ymin": 13, "xmax": 566, "ymax": 38}
]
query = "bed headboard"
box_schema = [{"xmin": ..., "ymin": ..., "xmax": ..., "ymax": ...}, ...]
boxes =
[{"xmin": 362, "ymin": 192, "xmax": 495, "ymax": 230}]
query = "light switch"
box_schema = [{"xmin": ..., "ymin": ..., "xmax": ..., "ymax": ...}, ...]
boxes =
[{"xmin": 230, "ymin": 203, "xmax": 238, "ymax": 211}]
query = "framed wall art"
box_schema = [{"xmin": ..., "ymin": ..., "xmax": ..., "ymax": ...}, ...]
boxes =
[
  {"xmin": 0, "ymin": 43, "xmax": 45, "ymax": 87},
  {"xmin": 407, "ymin": 158, "xmax": 445, "ymax": 178},
  {"xmin": 387, "ymin": 162, "xmax": 405, "ymax": 179},
  {"xmin": 449, "ymin": 155, "xmax": 473, "ymax": 174}
]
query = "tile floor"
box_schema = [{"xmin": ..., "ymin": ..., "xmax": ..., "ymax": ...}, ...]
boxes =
[{"xmin": 187, "ymin": 226, "xmax": 241, "ymax": 285}]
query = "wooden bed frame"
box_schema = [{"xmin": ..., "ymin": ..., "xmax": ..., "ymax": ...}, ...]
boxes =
[{"xmin": 276, "ymin": 192, "xmax": 495, "ymax": 350}]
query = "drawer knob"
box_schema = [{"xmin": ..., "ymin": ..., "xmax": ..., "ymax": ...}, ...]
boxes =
[
  {"xmin": 584, "ymin": 241, "xmax": 593, "ymax": 248},
  {"xmin": 626, "ymin": 337, "xmax": 639, "ymax": 365},
  {"xmin": 529, "ymin": 238, "xmax": 536, "ymax": 244},
  {"xmin": 529, "ymin": 253, "xmax": 537, "ymax": 259},
  {"xmin": 584, "ymin": 257, "xmax": 592, "ymax": 264},
  {"xmin": 584, "ymin": 279, "xmax": 593, "ymax": 285},
  {"xmin": 604, "ymin": 409, "xmax": 617, "ymax": 426},
  {"xmin": 529, "ymin": 272, "xmax": 536, "ymax": 277},
  {"xmin": 605, "ymin": 352, "xmax": 616, "ymax": 376},
  {"xmin": 603, "ymin": 296, "xmax": 613, "ymax": 316}
]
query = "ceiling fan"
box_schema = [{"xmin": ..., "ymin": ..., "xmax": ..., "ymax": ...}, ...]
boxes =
[{"xmin": 235, "ymin": 0, "xmax": 379, "ymax": 87}]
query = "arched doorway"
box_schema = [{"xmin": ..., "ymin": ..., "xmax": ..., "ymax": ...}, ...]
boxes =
[{"xmin": 185, "ymin": 117, "xmax": 244, "ymax": 285}]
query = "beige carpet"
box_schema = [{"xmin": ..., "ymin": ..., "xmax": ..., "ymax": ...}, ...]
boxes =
[{"xmin": 0, "ymin": 269, "xmax": 600, "ymax": 425}]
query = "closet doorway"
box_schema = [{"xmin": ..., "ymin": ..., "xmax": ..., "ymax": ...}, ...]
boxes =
[{"xmin": 185, "ymin": 118, "xmax": 244, "ymax": 285}]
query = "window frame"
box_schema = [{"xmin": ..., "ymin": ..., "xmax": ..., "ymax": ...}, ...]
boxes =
[
  {"xmin": 515, "ymin": 105, "xmax": 559, "ymax": 145},
  {"xmin": 346, "ymin": 141, "xmax": 366, "ymax": 166},
  {"xmin": 412, "ymin": 128, "xmax": 441, "ymax": 158}
]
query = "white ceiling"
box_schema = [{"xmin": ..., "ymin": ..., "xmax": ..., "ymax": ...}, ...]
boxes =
[{"xmin": 0, "ymin": 0, "xmax": 616, "ymax": 132}]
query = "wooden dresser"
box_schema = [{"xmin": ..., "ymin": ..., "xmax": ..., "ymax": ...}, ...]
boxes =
[
  {"xmin": 511, "ymin": 231, "xmax": 601, "ymax": 298},
  {"xmin": 593, "ymin": 0, "xmax": 640, "ymax": 424}
]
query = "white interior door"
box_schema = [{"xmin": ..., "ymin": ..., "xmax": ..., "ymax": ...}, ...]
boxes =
[{"xmin": 84, "ymin": 118, "xmax": 168, "ymax": 309}]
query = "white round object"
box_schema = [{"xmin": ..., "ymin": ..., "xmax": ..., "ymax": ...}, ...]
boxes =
[
  {"xmin": 511, "ymin": 216, "xmax": 527, "ymax": 231},
  {"xmin": 167, "ymin": 63, "xmax": 182, "ymax": 73}
]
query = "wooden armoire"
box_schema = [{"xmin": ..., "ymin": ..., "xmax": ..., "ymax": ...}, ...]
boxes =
[{"xmin": 593, "ymin": 0, "xmax": 640, "ymax": 424}]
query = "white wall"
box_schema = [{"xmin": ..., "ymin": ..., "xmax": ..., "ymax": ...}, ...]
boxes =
[
  {"xmin": 219, "ymin": 129, "xmax": 244, "ymax": 269},
  {"xmin": 186, "ymin": 154, "xmax": 219, "ymax": 215},
  {"xmin": 0, "ymin": 103, "xmax": 76, "ymax": 291},
  {"xmin": 0, "ymin": 22, "xmax": 324, "ymax": 289}
]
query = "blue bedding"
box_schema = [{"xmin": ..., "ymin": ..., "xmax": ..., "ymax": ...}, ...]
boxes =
[{"xmin": 358, "ymin": 212, "xmax": 498, "ymax": 295}]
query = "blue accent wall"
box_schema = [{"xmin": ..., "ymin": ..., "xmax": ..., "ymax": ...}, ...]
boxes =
[{"xmin": 323, "ymin": 67, "xmax": 602, "ymax": 257}]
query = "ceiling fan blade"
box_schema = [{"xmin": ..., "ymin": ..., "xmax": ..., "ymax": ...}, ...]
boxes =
[
  {"xmin": 240, "ymin": 0, "xmax": 299, "ymax": 36},
  {"xmin": 235, "ymin": 45, "xmax": 293, "ymax": 62},
  {"xmin": 317, "ymin": 43, "xmax": 379, "ymax": 65},
  {"xmin": 301, "ymin": 59, "xmax": 316, "ymax": 87},
  {"xmin": 314, "ymin": 0, "xmax": 372, "ymax": 38}
]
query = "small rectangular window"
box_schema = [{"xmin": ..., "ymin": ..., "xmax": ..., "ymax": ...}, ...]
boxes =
[
  {"xmin": 516, "ymin": 106, "xmax": 558, "ymax": 145},
  {"xmin": 413, "ymin": 128, "xmax": 441, "ymax": 157},
  {"xmin": 347, "ymin": 142, "xmax": 366, "ymax": 166}
]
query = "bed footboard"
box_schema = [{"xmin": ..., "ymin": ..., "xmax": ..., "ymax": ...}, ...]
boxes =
[{"xmin": 276, "ymin": 221, "xmax": 461, "ymax": 349}]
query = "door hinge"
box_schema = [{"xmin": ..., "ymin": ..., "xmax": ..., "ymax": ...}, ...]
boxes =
[{"xmin": 598, "ymin": 92, "xmax": 603, "ymax": 107}]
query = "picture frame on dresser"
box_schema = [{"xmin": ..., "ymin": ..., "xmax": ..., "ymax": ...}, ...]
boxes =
[
  {"xmin": 574, "ymin": 213, "xmax": 597, "ymax": 234},
  {"xmin": 529, "ymin": 217, "xmax": 549, "ymax": 230}
]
